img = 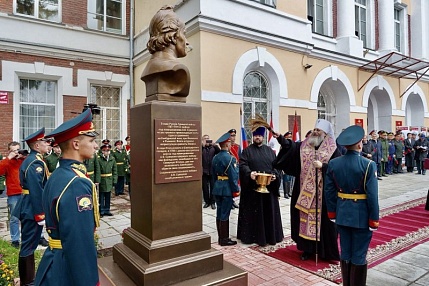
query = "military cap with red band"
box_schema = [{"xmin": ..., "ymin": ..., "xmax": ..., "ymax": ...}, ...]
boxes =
[
  {"xmin": 24, "ymin": 127, "xmax": 46, "ymax": 144},
  {"xmin": 46, "ymin": 109, "xmax": 99, "ymax": 144},
  {"xmin": 216, "ymin": 132, "xmax": 231, "ymax": 145}
]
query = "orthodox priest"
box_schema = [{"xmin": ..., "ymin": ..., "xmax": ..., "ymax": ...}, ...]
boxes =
[
  {"xmin": 273, "ymin": 119, "xmax": 341, "ymax": 261},
  {"xmin": 237, "ymin": 127, "xmax": 284, "ymax": 246}
]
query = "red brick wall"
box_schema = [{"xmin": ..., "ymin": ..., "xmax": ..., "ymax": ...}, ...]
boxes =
[
  {"xmin": 0, "ymin": 92, "xmax": 14, "ymax": 156},
  {"xmin": 333, "ymin": 0, "xmax": 337, "ymax": 38},
  {"xmin": 0, "ymin": 0, "xmax": 13, "ymax": 13},
  {"xmin": 63, "ymin": 95, "xmax": 88, "ymax": 122},
  {"xmin": 62, "ymin": 0, "xmax": 87, "ymax": 27},
  {"xmin": 375, "ymin": 0, "xmax": 379, "ymax": 51}
]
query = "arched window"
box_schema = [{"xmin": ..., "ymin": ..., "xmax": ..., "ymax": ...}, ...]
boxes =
[
  {"xmin": 243, "ymin": 71, "xmax": 270, "ymax": 144},
  {"xmin": 317, "ymin": 89, "xmax": 336, "ymax": 130}
]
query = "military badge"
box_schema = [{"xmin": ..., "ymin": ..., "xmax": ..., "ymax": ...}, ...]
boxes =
[
  {"xmin": 36, "ymin": 166, "xmax": 43, "ymax": 173},
  {"xmin": 77, "ymin": 195, "xmax": 93, "ymax": 212}
]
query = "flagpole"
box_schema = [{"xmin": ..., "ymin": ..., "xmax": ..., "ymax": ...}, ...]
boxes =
[{"xmin": 315, "ymin": 149, "xmax": 319, "ymax": 266}]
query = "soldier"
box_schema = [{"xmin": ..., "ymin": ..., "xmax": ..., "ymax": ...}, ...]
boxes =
[
  {"xmin": 324, "ymin": 125, "xmax": 379, "ymax": 286},
  {"xmin": 13, "ymin": 127, "xmax": 50, "ymax": 286},
  {"xmin": 393, "ymin": 133, "xmax": 404, "ymax": 173},
  {"xmin": 84, "ymin": 148, "xmax": 99, "ymax": 183},
  {"xmin": 125, "ymin": 135, "xmax": 131, "ymax": 152},
  {"xmin": 35, "ymin": 109, "xmax": 100, "ymax": 286},
  {"xmin": 228, "ymin": 128, "xmax": 240, "ymax": 209},
  {"xmin": 211, "ymin": 132, "xmax": 239, "ymax": 246},
  {"xmin": 112, "ymin": 140, "xmax": 128, "ymax": 196},
  {"xmin": 44, "ymin": 142, "xmax": 61, "ymax": 175},
  {"xmin": 96, "ymin": 144, "xmax": 117, "ymax": 216}
]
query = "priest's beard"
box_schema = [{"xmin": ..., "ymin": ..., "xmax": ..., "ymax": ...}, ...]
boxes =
[{"xmin": 308, "ymin": 134, "xmax": 324, "ymax": 147}]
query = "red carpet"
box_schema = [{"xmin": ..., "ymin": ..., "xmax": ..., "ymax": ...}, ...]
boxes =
[{"xmin": 252, "ymin": 198, "xmax": 429, "ymax": 283}]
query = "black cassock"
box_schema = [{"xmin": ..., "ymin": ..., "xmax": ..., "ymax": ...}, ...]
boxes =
[
  {"xmin": 237, "ymin": 143, "xmax": 284, "ymax": 246},
  {"xmin": 273, "ymin": 136, "xmax": 341, "ymax": 261}
]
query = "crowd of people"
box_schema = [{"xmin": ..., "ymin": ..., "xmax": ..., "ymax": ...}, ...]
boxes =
[
  {"xmin": 0, "ymin": 110, "xmax": 130, "ymax": 285},
  {"xmin": 205, "ymin": 119, "xmax": 429, "ymax": 286}
]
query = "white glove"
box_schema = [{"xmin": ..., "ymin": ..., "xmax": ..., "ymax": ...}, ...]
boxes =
[
  {"xmin": 369, "ymin": 227, "xmax": 377, "ymax": 232},
  {"xmin": 330, "ymin": 219, "xmax": 336, "ymax": 223},
  {"xmin": 37, "ymin": 220, "xmax": 45, "ymax": 226}
]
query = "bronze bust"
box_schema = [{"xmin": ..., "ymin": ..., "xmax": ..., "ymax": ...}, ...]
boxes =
[{"xmin": 141, "ymin": 5, "xmax": 191, "ymax": 102}]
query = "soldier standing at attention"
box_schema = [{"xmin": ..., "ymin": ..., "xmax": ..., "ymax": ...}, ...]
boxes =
[
  {"xmin": 13, "ymin": 127, "xmax": 50, "ymax": 286},
  {"xmin": 35, "ymin": 109, "xmax": 100, "ymax": 286},
  {"xmin": 112, "ymin": 140, "xmax": 128, "ymax": 196},
  {"xmin": 212, "ymin": 132, "xmax": 239, "ymax": 246},
  {"xmin": 96, "ymin": 144, "xmax": 117, "ymax": 217},
  {"xmin": 45, "ymin": 142, "xmax": 62, "ymax": 175},
  {"xmin": 84, "ymin": 147, "xmax": 99, "ymax": 183},
  {"xmin": 324, "ymin": 125, "xmax": 379, "ymax": 286}
]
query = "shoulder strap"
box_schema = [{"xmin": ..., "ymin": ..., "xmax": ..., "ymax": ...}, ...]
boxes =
[
  {"xmin": 223, "ymin": 156, "xmax": 234, "ymax": 175},
  {"xmin": 363, "ymin": 160, "xmax": 372, "ymax": 193}
]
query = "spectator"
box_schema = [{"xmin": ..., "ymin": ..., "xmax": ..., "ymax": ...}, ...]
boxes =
[{"xmin": 202, "ymin": 134, "xmax": 220, "ymax": 209}]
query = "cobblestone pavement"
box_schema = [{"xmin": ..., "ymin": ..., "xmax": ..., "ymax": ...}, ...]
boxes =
[{"xmin": 1, "ymin": 171, "xmax": 428, "ymax": 285}]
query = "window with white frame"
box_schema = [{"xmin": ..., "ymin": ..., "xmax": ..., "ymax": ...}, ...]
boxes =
[
  {"xmin": 243, "ymin": 72, "xmax": 270, "ymax": 144},
  {"xmin": 317, "ymin": 90, "xmax": 336, "ymax": 129},
  {"xmin": 394, "ymin": 8, "xmax": 401, "ymax": 52},
  {"xmin": 19, "ymin": 79, "xmax": 56, "ymax": 145},
  {"xmin": 308, "ymin": 0, "xmax": 324, "ymax": 35},
  {"xmin": 250, "ymin": 0, "xmax": 276, "ymax": 8},
  {"xmin": 355, "ymin": 0, "xmax": 369, "ymax": 48},
  {"xmin": 89, "ymin": 85, "xmax": 121, "ymax": 144},
  {"xmin": 87, "ymin": 0, "xmax": 125, "ymax": 34},
  {"xmin": 14, "ymin": 0, "xmax": 61, "ymax": 22}
]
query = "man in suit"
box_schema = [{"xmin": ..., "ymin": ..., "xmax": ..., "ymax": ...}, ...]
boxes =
[
  {"xmin": 324, "ymin": 125, "xmax": 379, "ymax": 286},
  {"xmin": 404, "ymin": 132, "xmax": 415, "ymax": 172}
]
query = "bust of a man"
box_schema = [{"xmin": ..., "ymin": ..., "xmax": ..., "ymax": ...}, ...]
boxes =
[{"xmin": 141, "ymin": 5, "xmax": 191, "ymax": 102}]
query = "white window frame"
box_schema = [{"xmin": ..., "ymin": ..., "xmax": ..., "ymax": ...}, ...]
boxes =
[
  {"xmin": 251, "ymin": 0, "xmax": 276, "ymax": 8},
  {"xmin": 13, "ymin": 0, "xmax": 62, "ymax": 22},
  {"xmin": 308, "ymin": 0, "xmax": 333, "ymax": 37},
  {"xmin": 87, "ymin": 0, "xmax": 126, "ymax": 35},
  {"xmin": 355, "ymin": 0, "xmax": 375, "ymax": 50},
  {"xmin": 394, "ymin": 2, "xmax": 408, "ymax": 54}
]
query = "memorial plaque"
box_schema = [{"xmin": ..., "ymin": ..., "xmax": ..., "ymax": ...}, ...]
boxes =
[{"xmin": 154, "ymin": 119, "xmax": 201, "ymax": 184}]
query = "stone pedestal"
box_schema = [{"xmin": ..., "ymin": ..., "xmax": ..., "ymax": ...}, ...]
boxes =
[{"xmin": 101, "ymin": 101, "xmax": 247, "ymax": 285}]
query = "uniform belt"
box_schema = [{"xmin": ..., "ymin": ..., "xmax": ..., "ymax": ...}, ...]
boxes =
[
  {"xmin": 337, "ymin": 193, "xmax": 367, "ymax": 200},
  {"xmin": 217, "ymin": 176, "xmax": 228, "ymax": 180},
  {"xmin": 48, "ymin": 237, "xmax": 62, "ymax": 250},
  {"xmin": 87, "ymin": 171, "xmax": 94, "ymax": 175},
  {"xmin": 116, "ymin": 162, "xmax": 124, "ymax": 165},
  {"xmin": 100, "ymin": 173, "xmax": 112, "ymax": 177},
  {"xmin": 22, "ymin": 189, "xmax": 29, "ymax": 195}
]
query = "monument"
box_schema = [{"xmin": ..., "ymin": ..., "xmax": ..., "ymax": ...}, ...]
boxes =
[{"xmin": 98, "ymin": 5, "xmax": 247, "ymax": 285}]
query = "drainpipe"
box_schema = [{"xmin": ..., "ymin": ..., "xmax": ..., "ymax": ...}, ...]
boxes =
[{"xmin": 129, "ymin": 0, "xmax": 134, "ymax": 107}]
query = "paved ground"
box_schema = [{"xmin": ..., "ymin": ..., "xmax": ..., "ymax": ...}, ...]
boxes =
[{"xmin": 1, "ymin": 170, "xmax": 428, "ymax": 285}]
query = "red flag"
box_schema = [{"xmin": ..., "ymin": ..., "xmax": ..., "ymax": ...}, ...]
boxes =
[
  {"xmin": 268, "ymin": 113, "xmax": 273, "ymax": 142},
  {"xmin": 292, "ymin": 112, "xmax": 300, "ymax": 142}
]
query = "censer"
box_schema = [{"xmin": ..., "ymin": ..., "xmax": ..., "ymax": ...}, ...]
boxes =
[{"xmin": 255, "ymin": 173, "xmax": 273, "ymax": 193}]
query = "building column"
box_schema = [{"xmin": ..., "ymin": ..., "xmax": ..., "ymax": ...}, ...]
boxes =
[
  {"xmin": 336, "ymin": 0, "xmax": 363, "ymax": 57},
  {"xmin": 378, "ymin": 0, "xmax": 395, "ymax": 54},
  {"xmin": 411, "ymin": 0, "xmax": 429, "ymax": 60}
]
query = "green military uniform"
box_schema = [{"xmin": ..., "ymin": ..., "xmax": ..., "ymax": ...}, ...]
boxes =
[
  {"xmin": 45, "ymin": 152, "xmax": 61, "ymax": 174},
  {"xmin": 95, "ymin": 151, "xmax": 117, "ymax": 216},
  {"xmin": 112, "ymin": 146, "xmax": 128, "ymax": 196},
  {"xmin": 84, "ymin": 153, "xmax": 99, "ymax": 183}
]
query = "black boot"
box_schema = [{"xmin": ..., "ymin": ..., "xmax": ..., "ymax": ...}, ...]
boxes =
[
  {"xmin": 284, "ymin": 182, "xmax": 290, "ymax": 199},
  {"xmin": 19, "ymin": 254, "xmax": 35, "ymax": 286},
  {"xmin": 219, "ymin": 220, "xmax": 237, "ymax": 246},
  {"xmin": 340, "ymin": 260, "xmax": 351, "ymax": 286},
  {"xmin": 350, "ymin": 263, "xmax": 367, "ymax": 286}
]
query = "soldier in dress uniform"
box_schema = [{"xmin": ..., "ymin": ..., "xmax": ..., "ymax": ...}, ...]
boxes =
[
  {"xmin": 112, "ymin": 140, "xmax": 128, "ymax": 196},
  {"xmin": 44, "ymin": 142, "xmax": 61, "ymax": 175},
  {"xmin": 13, "ymin": 127, "xmax": 50, "ymax": 286},
  {"xmin": 96, "ymin": 144, "xmax": 117, "ymax": 217},
  {"xmin": 324, "ymin": 125, "xmax": 380, "ymax": 286},
  {"xmin": 34, "ymin": 108, "xmax": 100, "ymax": 286},
  {"xmin": 211, "ymin": 132, "xmax": 239, "ymax": 246},
  {"xmin": 228, "ymin": 128, "xmax": 240, "ymax": 209}
]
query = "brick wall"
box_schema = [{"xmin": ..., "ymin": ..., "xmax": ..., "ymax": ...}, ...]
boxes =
[
  {"xmin": 0, "ymin": 92, "xmax": 14, "ymax": 156},
  {"xmin": 63, "ymin": 95, "xmax": 88, "ymax": 122},
  {"xmin": 0, "ymin": 0, "xmax": 13, "ymax": 14},
  {"xmin": 62, "ymin": 0, "xmax": 87, "ymax": 27}
]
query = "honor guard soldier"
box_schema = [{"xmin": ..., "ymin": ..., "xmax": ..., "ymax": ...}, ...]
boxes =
[
  {"xmin": 211, "ymin": 132, "xmax": 239, "ymax": 246},
  {"xmin": 84, "ymin": 149, "xmax": 99, "ymax": 183},
  {"xmin": 35, "ymin": 109, "xmax": 100, "ymax": 286},
  {"xmin": 44, "ymin": 142, "xmax": 61, "ymax": 175},
  {"xmin": 96, "ymin": 143, "xmax": 117, "ymax": 216},
  {"xmin": 13, "ymin": 127, "xmax": 50, "ymax": 286},
  {"xmin": 112, "ymin": 140, "xmax": 128, "ymax": 196},
  {"xmin": 324, "ymin": 125, "xmax": 380, "ymax": 286}
]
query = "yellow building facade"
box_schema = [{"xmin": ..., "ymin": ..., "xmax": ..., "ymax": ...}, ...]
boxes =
[{"xmin": 134, "ymin": 0, "xmax": 429, "ymax": 145}]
